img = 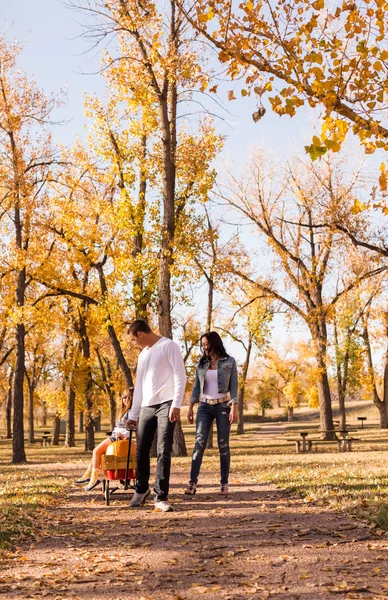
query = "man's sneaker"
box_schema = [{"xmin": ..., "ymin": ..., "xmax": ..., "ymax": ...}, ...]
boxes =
[
  {"xmin": 85, "ymin": 479, "xmax": 101, "ymax": 492},
  {"xmin": 154, "ymin": 500, "xmax": 173, "ymax": 512},
  {"xmin": 74, "ymin": 477, "xmax": 90, "ymax": 485},
  {"xmin": 130, "ymin": 488, "xmax": 151, "ymax": 507}
]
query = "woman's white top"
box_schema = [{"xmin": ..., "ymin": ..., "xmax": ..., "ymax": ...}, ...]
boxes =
[{"xmin": 202, "ymin": 369, "xmax": 226, "ymax": 399}]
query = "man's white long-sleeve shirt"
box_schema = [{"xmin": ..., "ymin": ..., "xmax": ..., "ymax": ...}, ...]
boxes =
[{"xmin": 128, "ymin": 337, "xmax": 187, "ymax": 421}]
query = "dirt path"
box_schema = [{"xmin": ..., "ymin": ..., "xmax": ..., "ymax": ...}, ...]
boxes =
[{"xmin": 1, "ymin": 462, "xmax": 388, "ymax": 600}]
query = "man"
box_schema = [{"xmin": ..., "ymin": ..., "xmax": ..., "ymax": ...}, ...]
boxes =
[{"xmin": 126, "ymin": 319, "xmax": 186, "ymax": 512}]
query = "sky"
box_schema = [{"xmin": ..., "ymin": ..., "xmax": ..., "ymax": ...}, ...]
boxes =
[
  {"xmin": 0, "ymin": 0, "xmax": 314, "ymax": 157},
  {"xmin": 1, "ymin": 1, "xmax": 383, "ymax": 364}
]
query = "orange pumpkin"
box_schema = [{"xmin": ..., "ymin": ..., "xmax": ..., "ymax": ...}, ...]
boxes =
[{"xmin": 103, "ymin": 438, "xmax": 136, "ymax": 480}]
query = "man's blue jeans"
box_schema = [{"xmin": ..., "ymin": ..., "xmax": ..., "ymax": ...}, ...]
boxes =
[
  {"xmin": 136, "ymin": 400, "xmax": 175, "ymax": 501},
  {"xmin": 190, "ymin": 401, "xmax": 231, "ymax": 486}
]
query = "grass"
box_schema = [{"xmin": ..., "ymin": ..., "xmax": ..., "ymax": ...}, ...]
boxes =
[{"xmin": 1, "ymin": 411, "xmax": 388, "ymax": 551}]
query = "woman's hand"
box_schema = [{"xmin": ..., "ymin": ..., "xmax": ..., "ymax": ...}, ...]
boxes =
[
  {"xmin": 187, "ymin": 404, "xmax": 194, "ymax": 424},
  {"xmin": 229, "ymin": 404, "xmax": 238, "ymax": 424},
  {"xmin": 116, "ymin": 432, "xmax": 124, "ymax": 440}
]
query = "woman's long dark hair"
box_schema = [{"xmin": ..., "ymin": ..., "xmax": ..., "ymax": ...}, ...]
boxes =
[{"xmin": 199, "ymin": 332, "xmax": 228, "ymax": 367}]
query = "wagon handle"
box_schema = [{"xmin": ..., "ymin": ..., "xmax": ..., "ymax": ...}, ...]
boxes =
[{"xmin": 124, "ymin": 428, "xmax": 133, "ymax": 491}]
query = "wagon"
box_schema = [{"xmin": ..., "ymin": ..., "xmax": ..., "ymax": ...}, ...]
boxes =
[{"xmin": 101, "ymin": 429, "xmax": 136, "ymax": 506}]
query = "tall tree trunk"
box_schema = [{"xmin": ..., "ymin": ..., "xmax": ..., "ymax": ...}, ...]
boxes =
[
  {"xmin": 6, "ymin": 368, "xmax": 13, "ymax": 439},
  {"xmin": 206, "ymin": 277, "xmax": 214, "ymax": 331},
  {"xmin": 41, "ymin": 400, "xmax": 47, "ymax": 427},
  {"xmin": 363, "ymin": 320, "xmax": 388, "ymax": 428},
  {"xmin": 94, "ymin": 411, "xmax": 101, "ymax": 432},
  {"xmin": 65, "ymin": 387, "xmax": 76, "ymax": 447},
  {"xmin": 105, "ymin": 358, "xmax": 117, "ymax": 431},
  {"xmin": 28, "ymin": 385, "xmax": 35, "ymax": 444},
  {"xmin": 206, "ymin": 275, "xmax": 214, "ymax": 448},
  {"xmin": 237, "ymin": 336, "xmax": 252, "ymax": 435},
  {"xmin": 13, "ymin": 270, "xmax": 27, "ymax": 463},
  {"xmin": 334, "ymin": 317, "xmax": 348, "ymax": 431},
  {"xmin": 313, "ymin": 329, "xmax": 334, "ymax": 439},
  {"xmin": 52, "ymin": 413, "xmax": 61, "ymax": 445},
  {"xmin": 78, "ymin": 411, "xmax": 84, "ymax": 434},
  {"xmin": 79, "ymin": 315, "xmax": 95, "ymax": 451},
  {"xmin": 97, "ymin": 265, "xmax": 134, "ymax": 390},
  {"xmin": 96, "ymin": 348, "xmax": 117, "ymax": 430},
  {"xmin": 287, "ymin": 406, "xmax": 294, "ymax": 422},
  {"xmin": 132, "ymin": 133, "xmax": 149, "ymax": 321}
]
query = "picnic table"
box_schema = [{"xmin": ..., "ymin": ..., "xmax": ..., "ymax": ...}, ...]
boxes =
[
  {"xmin": 286, "ymin": 431, "xmax": 313, "ymax": 453},
  {"xmin": 320, "ymin": 428, "xmax": 360, "ymax": 452},
  {"xmin": 40, "ymin": 431, "xmax": 51, "ymax": 447}
]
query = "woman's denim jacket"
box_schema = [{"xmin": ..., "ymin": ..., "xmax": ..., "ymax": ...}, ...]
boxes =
[{"xmin": 190, "ymin": 355, "xmax": 238, "ymax": 405}]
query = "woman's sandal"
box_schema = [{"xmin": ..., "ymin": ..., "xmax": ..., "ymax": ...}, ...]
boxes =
[
  {"xmin": 219, "ymin": 485, "xmax": 229, "ymax": 495},
  {"xmin": 184, "ymin": 482, "xmax": 197, "ymax": 495}
]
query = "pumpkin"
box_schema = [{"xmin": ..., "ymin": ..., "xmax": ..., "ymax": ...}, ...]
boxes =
[{"xmin": 103, "ymin": 438, "xmax": 136, "ymax": 480}]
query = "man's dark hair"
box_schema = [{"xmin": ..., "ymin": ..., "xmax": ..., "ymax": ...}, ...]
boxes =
[{"xmin": 127, "ymin": 319, "xmax": 152, "ymax": 336}]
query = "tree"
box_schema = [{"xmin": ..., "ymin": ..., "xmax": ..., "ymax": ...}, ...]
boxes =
[
  {"xmin": 222, "ymin": 284, "xmax": 272, "ymax": 433},
  {"xmin": 331, "ymin": 281, "xmax": 379, "ymax": 430},
  {"xmin": 222, "ymin": 153, "xmax": 386, "ymax": 437},
  {"xmin": 0, "ymin": 36, "xmax": 62, "ymax": 463},
  {"xmin": 181, "ymin": 0, "xmax": 388, "ymax": 181},
  {"xmin": 361, "ymin": 282, "xmax": 388, "ymax": 428}
]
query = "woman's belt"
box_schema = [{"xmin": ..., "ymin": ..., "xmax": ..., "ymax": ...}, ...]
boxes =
[{"xmin": 200, "ymin": 396, "xmax": 229, "ymax": 405}]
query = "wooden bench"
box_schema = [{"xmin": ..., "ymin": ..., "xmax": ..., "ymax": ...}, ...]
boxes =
[
  {"xmin": 338, "ymin": 437, "xmax": 361, "ymax": 452},
  {"xmin": 286, "ymin": 438, "xmax": 313, "ymax": 453},
  {"xmin": 311, "ymin": 438, "xmax": 361, "ymax": 452}
]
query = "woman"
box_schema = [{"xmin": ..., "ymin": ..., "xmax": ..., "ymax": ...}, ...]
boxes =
[
  {"xmin": 185, "ymin": 332, "xmax": 238, "ymax": 496},
  {"xmin": 74, "ymin": 388, "xmax": 133, "ymax": 491}
]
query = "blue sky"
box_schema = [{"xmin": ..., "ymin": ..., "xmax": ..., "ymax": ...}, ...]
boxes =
[{"xmin": 0, "ymin": 0, "xmax": 314, "ymax": 159}]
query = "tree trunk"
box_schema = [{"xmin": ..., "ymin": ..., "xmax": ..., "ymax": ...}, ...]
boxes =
[
  {"xmin": 172, "ymin": 420, "xmax": 187, "ymax": 457},
  {"xmin": 334, "ymin": 317, "xmax": 347, "ymax": 431},
  {"xmin": 78, "ymin": 411, "xmax": 84, "ymax": 433},
  {"xmin": 132, "ymin": 133, "xmax": 149, "ymax": 321},
  {"xmin": 84, "ymin": 370, "xmax": 95, "ymax": 451},
  {"xmin": 96, "ymin": 349, "xmax": 116, "ymax": 430},
  {"xmin": 287, "ymin": 406, "xmax": 294, "ymax": 421},
  {"xmin": 52, "ymin": 414, "xmax": 60, "ymax": 445},
  {"xmin": 237, "ymin": 337, "xmax": 252, "ymax": 435},
  {"xmin": 206, "ymin": 277, "xmax": 214, "ymax": 331},
  {"xmin": 97, "ymin": 266, "xmax": 134, "ymax": 390},
  {"xmin": 28, "ymin": 385, "xmax": 35, "ymax": 444},
  {"xmin": 65, "ymin": 387, "xmax": 76, "ymax": 447},
  {"xmin": 6, "ymin": 368, "xmax": 13, "ymax": 439},
  {"xmin": 13, "ymin": 318, "xmax": 27, "ymax": 463},
  {"xmin": 94, "ymin": 412, "xmax": 101, "ymax": 432},
  {"xmin": 41, "ymin": 400, "xmax": 47, "ymax": 427},
  {"xmin": 312, "ymin": 326, "xmax": 334, "ymax": 439},
  {"xmin": 363, "ymin": 321, "xmax": 388, "ymax": 428}
]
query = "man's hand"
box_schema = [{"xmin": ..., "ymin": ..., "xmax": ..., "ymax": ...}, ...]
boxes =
[
  {"xmin": 169, "ymin": 407, "xmax": 181, "ymax": 422},
  {"xmin": 229, "ymin": 404, "xmax": 238, "ymax": 424},
  {"xmin": 126, "ymin": 419, "xmax": 137, "ymax": 431},
  {"xmin": 187, "ymin": 405, "xmax": 194, "ymax": 424}
]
